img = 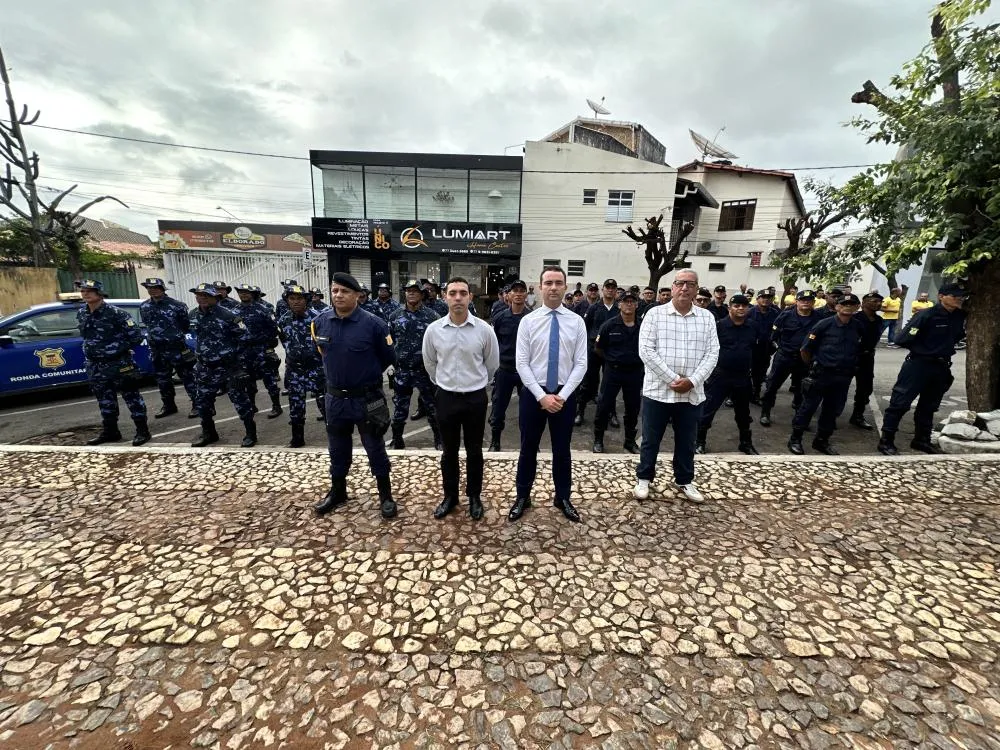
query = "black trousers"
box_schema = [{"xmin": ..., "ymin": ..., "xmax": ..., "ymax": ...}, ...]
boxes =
[
  {"xmin": 699, "ymin": 373, "xmax": 753, "ymax": 442},
  {"xmin": 578, "ymin": 350, "xmax": 603, "ymax": 409},
  {"xmin": 750, "ymin": 345, "xmax": 773, "ymax": 395},
  {"xmin": 488, "ymin": 367, "xmax": 522, "ymax": 431},
  {"xmin": 436, "ymin": 388, "xmax": 488, "ymax": 500},
  {"xmin": 881, "ymin": 357, "xmax": 954, "ymax": 439},
  {"xmin": 761, "ymin": 351, "xmax": 806, "ymax": 411},
  {"xmin": 852, "ymin": 351, "xmax": 875, "ymax": 413},
  {"xmin": 792, "ymin": 370, "xmax": 853, "ymax": 439},
  {"xmin": 595, "ymin": 365, "xmax": 642, "ymax": 436}
]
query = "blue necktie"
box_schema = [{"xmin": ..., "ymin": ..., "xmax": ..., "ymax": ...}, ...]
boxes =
[{"xmin": 546, "ymin": 309, "xmax": 560, "ymax": 392}]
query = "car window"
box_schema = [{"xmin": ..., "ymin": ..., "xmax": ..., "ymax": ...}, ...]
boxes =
[{"xmin": 5, "ymin": 308, "xmax": 81, "ymax": 342}]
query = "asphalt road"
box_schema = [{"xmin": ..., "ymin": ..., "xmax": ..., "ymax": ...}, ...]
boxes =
[{"xmin": 0, "ymin": 345, "xmax": 967, "ymax": 456}]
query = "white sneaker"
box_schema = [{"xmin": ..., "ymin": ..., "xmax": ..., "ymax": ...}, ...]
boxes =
[
  {"xmin": 633, "ymin": 479, "xmax": 650, "ymax": 500},
  {"xmin": 678, "ymin": 483, "xmax": 705, "ymax": 504}
]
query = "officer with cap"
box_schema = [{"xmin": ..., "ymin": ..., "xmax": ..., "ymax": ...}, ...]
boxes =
[
  {"xmin": 488, "ymin": 279, "xmax": 529, "ymax": 450},
  {"xmin": 213, "ymin": 281, "xmax": 240, "ymax": 311},
  {"xmin": 274, "ymin": 278, "xmax": 300, "ymax": 321},
  {"xmin": 579, "ymin": 278, "xmax": 620, "ymax": 426},
  {"xmin": 236, "ymin": 284, "xmax": 284, "ymax": 419},
  {"xmin": 139, "ymin": 276, "xmax": 198, "ymax": 419},
  {"xmin": 575, "ymin": 282, "xmax": 599, "ymax": 317},
  {"xmin": 759, "ymin": 289, "xmax": 820, "ymax": 427},
  {"xmin": 373, "ymin": 282, "xmax": 402, "ymax": 321},
  {"xmin": 747, "ymin": 288, "xmax": 780, "ymax": 404},
  {"xmin": 877, "ymin": 282, "xmax": 969, "ymax": 455},
  {"xmin": 359, "ymin": 284, "xmax": 381, "ymax": 317},
  {"xmin": 188, "ymin": 283, "xmax": 257, "ymax": 448},
  {"xmin": 387, "ymin": 279, "xmax": 442, "ymax": 449},
  {"xmin": 787, "ymin": 294, "xmax": 864, "ymax": 454},
  {"xmin": 422, "ymin": 280, "xmax": 449, "ymax": 317},
  {"xmin": 592, "ymin": 290, "xmax": 643, "ymax": 454},
  {"xmin": 310, "ymin": 288, "xmax": 330, "ymax": 313},
  {"xmin": 76, "ymin": 279, "xmax": 150, "ymax": 446},
  {"xmin": 277, "ymin": 285, "xmax": 326, "ymax": 447},
  {"xmin": 490, "ymin": 286, "xmax": 509, "ymax": 321},
  {"xmin": 312, "ymin": 272, "xmax": 398, "ymax": 519},
  {"xmin": 696, "ymin": 294, "xmax": 760, "ymax": 455},
  {"xmin": 814, "ymin": 288, "xmax": 843, "ymax": 320},
  {"xmin": 708, "ymin": 285, "xmax": 729, "ymax": 321},
  {"xmin": 251, "ymin": 286, "xmax": 275, "ymax": 318},
  {"xmin": 848, "ymin": 291, "xmax": 885, "ymax": 430}
]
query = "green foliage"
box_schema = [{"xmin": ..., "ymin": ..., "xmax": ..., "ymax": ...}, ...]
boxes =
[{"xmin": 0, "ymin": 216, "xmax": 123, "ymax": 271}]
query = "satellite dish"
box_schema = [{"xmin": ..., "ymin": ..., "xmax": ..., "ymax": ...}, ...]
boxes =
[
  {"xmin": 690, "ymin": 128, "xmax": 738, "ymax": 161},
  {"xmin": 587, "ymin": 97, "xmax": 611, "ymax": 117}
]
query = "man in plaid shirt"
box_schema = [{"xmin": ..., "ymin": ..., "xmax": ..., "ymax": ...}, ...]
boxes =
[{"xmin": 634, "ymin": 269, "xmax": 720, "ymax": 504}]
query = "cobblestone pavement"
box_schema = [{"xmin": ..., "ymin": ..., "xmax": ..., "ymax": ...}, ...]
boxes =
[{"xmin": 1, "ymin": 445, "xmax": 998, "ymax": 749}]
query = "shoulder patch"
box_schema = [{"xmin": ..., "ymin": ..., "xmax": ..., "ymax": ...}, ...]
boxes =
[
  {"xmin": 807, "ymin": 333, "xmax": 817, "ymax": 340},
  {"xmin": 909, "ymin": 327, "xmax": 919, "ymax": 335},
  {"xmin": 386, "ymin": 335, "xmax": 394, "ymax": 346}
]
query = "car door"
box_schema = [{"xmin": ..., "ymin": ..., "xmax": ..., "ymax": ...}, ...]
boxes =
[{"xmin": 0, "ymin": 306, "xmax": 89, "ymax": 394}]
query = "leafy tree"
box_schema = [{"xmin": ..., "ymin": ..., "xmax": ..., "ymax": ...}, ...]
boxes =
[
  {"xmin": 1, "ymin": 217, "xmax": 121, "ymax": 272},
  {"xmin": 623, "ymin": 214, "xmax": 694, "ymax": 289}
]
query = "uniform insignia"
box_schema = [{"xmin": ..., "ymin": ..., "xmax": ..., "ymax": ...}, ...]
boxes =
[
  {"xmin": 126, "ymin": 319, "xmax": 135, "ymax": 327},
  {"xmin": 909, "ymin": 327, "xmax": 919, "ymax": 335},
  {"xmin": 386, "ymin": 335, "xmax": 394, "ymax": 345},
  {"xmin": 34, "ymin": 347, "xmax": 66, "ymax": 369},
  {"xmin": 808, "ymin": 333, "xmax": 817, "ymax": 339}
]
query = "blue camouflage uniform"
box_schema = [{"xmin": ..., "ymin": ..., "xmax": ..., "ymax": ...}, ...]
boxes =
[
  {"xmin": 238, "ymin": 298, "xmax": 282, "ymax": 400},
  {"xmin": 388, "ymin": 303, "xmax": 440, "ymax": 428},
  {"xmin": 274, "ymin": 279, "xmax": 299, "ymax": 321},
  {"xmin": 77, "ymin": 298, "xmax": 147, "ymax": 423},
  {"xmin": 312, "ymin": 305, "xmax": 396, "ymax": 479},
  {"xmin": 279, "ymin": 307, "xmax": 326, "ymax": 425},
  {"xmin": 374, "ymin": 296, "xmax": 402, "ymax": 321},
  {"xmin": 256, "ymin": 297, "xmax": 276, "ymax": 318},
  {"xmin": 310, "ymin": 289, "xmax": 330, "ymax": 313},
  {"xmin": 139, "ymin": 284, "xmax": 196, "ymax": 408},
  {"xmin": 189, "ymin": 298, "xmax": 254, "ymax": 421},
  {"xmin": 360, "ymin": 297, "xmax": 382, "ymax": 317},
  {"xmin": 429, "ymin": 298, "xmax": 448, "ymax": 317}
]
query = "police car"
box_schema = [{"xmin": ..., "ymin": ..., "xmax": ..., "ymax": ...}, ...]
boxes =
[{"xmin": 0, "ymin": 294, "xmax": 172, "ymax": 397}]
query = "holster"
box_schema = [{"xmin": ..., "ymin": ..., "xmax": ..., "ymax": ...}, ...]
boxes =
[{"xmin": 361, "ymin": 389, "xmax": 391, "ymax": 436}]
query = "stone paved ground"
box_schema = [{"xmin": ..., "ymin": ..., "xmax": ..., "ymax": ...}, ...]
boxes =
[{"xmin": 0, "ymin": 445, "xmax": 998, "ymax": 750}]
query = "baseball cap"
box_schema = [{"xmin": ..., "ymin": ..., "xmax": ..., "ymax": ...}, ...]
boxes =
[
  {"xmin": 863, "ymin": 291, "xmax": 884, "ymax": 300},
  {"xmin": 587, "ymin": 282, "xmax": 599, "ymax": 291},
  {"xmin": 837, "ymin": 293, "xmax": 861, "ymax": 306},
  {"xmin": 76, "ymin": 279, "xmax": 105, "ymax": 293},
  {"xmin": 620, "ymin": 292, "xmax": 638, "ymax": 302},
  {"xmin": 603, "ymin": 278, "xmax": 618, "ymax": 288},
  {"xmin": 190, "ymin": 282, "xmax": 222, "ymax": 296},
  {"xmin": 285, "ymin": 285, "xmax": 309, "ymax": 296},
  {"xmin": 939, "ymin": 282, "xmax": 969, "ymax": 297},
  {"xmin": 730, "ymin": 294, "xmax": 750, "ymax": 305},
  {"xmin": 377, "ymin": 283, "xmax": 391, "ymax": 290},
  {"xmin": 756, "ymin": 289, "xmax": 774, "ymax": 298},
  {"xmin": 796, "ymin": 290, "xmax": 817, "ymax": 301},
  {"xmin": 404, "ymin": 279, "xmax": 422, "ymax": 290},
  {"xmin": 140, "ymin": 277, "xmax": 166, "ymax": 289},
  {"xmin": 714, "ymin": 285, "xmax": 727, "ymax": 293},
  {"xmin": 509, "ymin": 280, "xmax": 527, "ymax": 291}
]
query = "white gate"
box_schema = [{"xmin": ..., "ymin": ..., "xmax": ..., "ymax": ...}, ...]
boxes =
[{"xmin": 162, "ymin": 250, "xmax": 329, "ymax": 307}]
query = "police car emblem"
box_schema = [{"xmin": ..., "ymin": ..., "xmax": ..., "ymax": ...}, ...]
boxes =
[{"xmin": 34, "ymin": 347, "xmax": 66, "ymax": 369}]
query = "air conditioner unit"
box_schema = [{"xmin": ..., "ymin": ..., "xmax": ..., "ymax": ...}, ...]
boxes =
[{"xmin": 697, "ymin": 241, "xmax": 717, "ymax": 255}]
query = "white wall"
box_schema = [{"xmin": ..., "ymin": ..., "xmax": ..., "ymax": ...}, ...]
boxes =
[{"xmin": 519, "ymin": 141, "xmax": 678, "ymax": 289}]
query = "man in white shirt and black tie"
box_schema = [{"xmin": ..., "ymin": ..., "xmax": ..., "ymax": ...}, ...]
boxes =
[
  {"xmin": 634, "ymin": 269, "xmax": 720, "ymax": 504},
  {"xmin": 510, "ymin": 266, "xmax": 588, "ymax": 523}
]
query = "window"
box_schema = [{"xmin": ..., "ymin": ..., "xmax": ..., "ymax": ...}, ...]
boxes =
[
  {"xmin": 708, "ymin": 262, "xmax": 727, "ymax": 273},
  {"xmin": 567, "ymin": 260, "xmax": 586, "ymax": 277},
  {"xmin": 470, "ymin": 170, "xmax": 520, "ymax": 223},
  {"xmin": 417, "ymin": 167, "xmax": 468, "ymax": 222},
  {"xmin": 318, "ymin": 165, "xmax": 364, "ymax": 218},
  {"xmin": 582, "ymin": 189, "xmax": 597, "ymax": 205},
  {"xmin": 5, "ymin": 309, "xmax": 81, "ymax": 342},
  {"xmin": 749, "ymin": 251, "xmax": 763, "ymax": 268},
  {"xmin": 605, "ymin": 190, "xmax": 634, "ymax": 222},
  {"xmin": 365, "ymin": 166, "xmax": 416, "ymax": 220},
  {"xmin": 718, "ymin": 199, "xmax": 757, "ymax": 231},
  {"xmin": 542, "ymin": 258, "xmax": 561, "ymax": 269}
]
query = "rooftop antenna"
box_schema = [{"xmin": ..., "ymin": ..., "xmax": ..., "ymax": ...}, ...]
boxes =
[
  {"xmin": 586, "ymin": 96, "xmax": 611, "ymax": 118},
  {"xmin": 689, "ymin": 127, "xmax": 738, "ymax": 161}
]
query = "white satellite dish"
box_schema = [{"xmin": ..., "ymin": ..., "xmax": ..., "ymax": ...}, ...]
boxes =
[
  {"xmin": 586, "ymin": 97, "xmax": 611, "ymax": 117},
  {"xmin": 690, "ymin": 128, "xmax": 738, "ymax": 161}
]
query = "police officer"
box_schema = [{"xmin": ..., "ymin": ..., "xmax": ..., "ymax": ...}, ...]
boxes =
[
  {"xmin": 359, "ymin": 284, "xmax": 381, "ymax": 317},
  {"xmin": 578, "ymin": 278, "xmax": 619, "ymax": 426},
  {"xmin": 277, "ymin": 285, "xmax": 326, "ymax": 448},
  {"xmin": 708, "ymin": 285, "xmax": 729, "ymax": 321},
  {"xmin": 312, "ymin": 272, "xmax": 398, "ymax": 519},
  {"xmin": 213, "ymin": 281, "xmax": 240, "ymax": 311},
  {"xmin": 188, "ymin": 283, "xmax": 257, "ymax": 448},
  {"xmin": 252, "ymin": 287, "xmax": 275, "ymax": 318},
  {"xmin": 374, "ymin": 283, "xmax": 402, "ymax": 321},
  {"xmin": 747, "ymin": 289, "xmax": 779, "ymax": 404},
  {"xmin": 490, "ymin": 286, "xmax": 509, "ymax": 320},
  {"xmin": 813, "ymin": 288, "xmax": 843, "ymax": 320},
  {"xmin": 488, "ymin": 279, "xmax": 529, "ymax": 451},
  {"xmin": 848, "ymin": 291, "xmax": 884, "ymax": 430},
  {"xmin": 139, "ymin": 277, "xmax": 198, "ymax": 419},
  {"xmin": 387, "ymin": 280, "xmax": 441, "ymax": 449},
  {"xmin": 877, "ymin": 282, "xmax": 968, "ymax": 455},
  {"xmin": 76, "ymin": 279, "xmax": 150, "ymax": 446},
  {"xmin": 310, "ymin": 288, "xmax": 330, "ymax": 313},
  {"xmin": 759, "ymin": 289, "xmax": 820, "ymax": 427},
  {"xmin": 236, "ymin": 284, "xmax": 284, "ymax": 419},
  {"xmin": 592, "ymin": 291, "xmax": 643, "ymax": 454},
  {"xmin": 422, "ymin": 280, "xmax": 449, "ymax": 317},
  {"xmin": 788, "ymin": 294, "xmax": 864, "ymax": 455},
  {"xmin": 696, "ymin": 294, "xmax": 759, "ymax": 455},
  {"xmin": 575, "ymin": 283, "xmax": 598, "ymax": 317}
]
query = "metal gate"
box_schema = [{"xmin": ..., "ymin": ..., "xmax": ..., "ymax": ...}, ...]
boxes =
[
  {"xmin": 162, "ymin": 250, "xmax": 328, "ymax": 307},
  {"xmin": 57, "ymin": 269, "xmax": 139, "ymax": 299}
]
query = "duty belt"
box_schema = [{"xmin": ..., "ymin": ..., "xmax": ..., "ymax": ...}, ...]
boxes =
[
  {"xmin": 907, "ymin": 354, "xmax": 952, "ymax": 365},
  {"xmin": 327, "ymin": 384, "xmax": 381, "ymax": 398},
  {"xmin": 607, "ymin": 362, "xmax": 644, "ymax": 371}
]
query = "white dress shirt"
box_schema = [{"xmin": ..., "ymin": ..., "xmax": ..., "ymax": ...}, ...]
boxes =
[
  {"xmin": 515, "ymin": 303, "xmax": 588, "ymax": 402},
  {"xmin": 639, "ymin": 302, "xmax": 720, "ymax": 405},
  {"xmin": 422, "ymin": 313, "xmax": 499, "ymax": 392}
]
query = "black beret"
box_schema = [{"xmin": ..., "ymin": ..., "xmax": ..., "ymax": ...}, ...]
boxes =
[{"xmin": 332, "ymin": 272, "xmax": 361, "ymax": 292}]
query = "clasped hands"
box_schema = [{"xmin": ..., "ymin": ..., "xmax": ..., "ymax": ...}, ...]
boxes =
[
  {"xmin": 669, "ymin": 377, "xmax": 694, "ymax": 394},
  {"xmin": 539, "ymin": 394, "xmax": 564, "ymax": 413}
]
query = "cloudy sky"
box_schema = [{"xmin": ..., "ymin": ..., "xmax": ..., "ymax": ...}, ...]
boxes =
[{"xmin": 2, "ymin": 0, "xmax": 986, "ymax": 239}]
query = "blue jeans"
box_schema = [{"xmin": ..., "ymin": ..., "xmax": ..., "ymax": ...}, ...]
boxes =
[
  {"xmin": 636, "ymin": 397, "xmax": 703, "ymax": 486},
  {"xmin": 882, "ymin": 318, "xmax": 898, "ymax": 343},
  {"xmin": 515, "ymin": 392, "xmax": 576, "ymax": 500}
]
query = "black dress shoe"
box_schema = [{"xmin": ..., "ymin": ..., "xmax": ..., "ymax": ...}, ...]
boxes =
[
  {"xmin": 573, "ymin": 413, "xmax": 584, "ymax": 427},
  {"xmin": 592, "ymin": 439, "xmax": 605, "ymax": 453},
  {"xmin": 877, "ymin": 438, "xmax": 899, "ymax": 456},
  {"xmin": 849, "ymin": 414, "xmax": 875, "ymax": 430},
  {"xmin": 787, "ymin": 436, "xmax": 805, "ymax": 455},
  {"xmin": 433, "ymin": 496, "xmax": 459, "ymax": 519},
  {"xmin": 759, "ymin": 411, "xmax": 771, "ymax": 427},
  {"xmin": 694, "ymin": 443, "xmax": 706, "ymax": 455},
  {"xmin": 623, "ymin": 439, "xmax": 640, "ymax": 454},
  {"xmin": 554, "ymin": 497, "xmax": 581, "ymax": 523},
  {"xmin": 910, "ymin": 439, "xmax": 942, "ymax": 454},
  {"xmin": 738, "ymin": 442, "xmax": 760, "ymax": 455},
  {"xmin": 608, "ymin": 413, "xmax": 620, "ymax": 429},
  {"xmin": 812, "ymin": 439, "xmax": 839, "ymax": 455},
  {"xmin": 314, "ymin": 491, "xmax": 345, "ymax": 516},
  {"xmin": 469, "ymin": 496, "xmax": 484, "ymax": 521},
  {"xmin": 508, "ymin": 496, "xmax": 531, "ymax": 522}
]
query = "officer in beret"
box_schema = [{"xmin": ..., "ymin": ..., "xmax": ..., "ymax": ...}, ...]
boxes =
[
  {"xmin": 788, "ymin": 294, "xmax": 864, "ymax": 455},
  {"xmin": 274, "ymin": 278, "xmax": 300, "ymax": 321},
  {"xmin": 76, "ymin": 280, "xmax": 150, "ymax": 446},
  {"xmin": 849, "ymin": 291, "xmax": 884, "ymax": 430},
  {"xmin": 310, "ymin": 288, "xmax": 330, "ymax": 313},
  {"xmin": 759, "ymin": 289, "xmax": 820, "ymax": 427},
  {"xmin": 694, "ymin": 288, "xmax": 712, "ymax": 309},
  {"xmin": 592, "ymin": 291, "xmax": 643, "ymax": 454},
  {"xmin": 312, "ymin": 272, "xmax": 398, "ymax": 519},
  {"xmin": 878, "ymin": 282, "xmax": 969, "ymax": 455},
  {"xmin": 373, "ymin": 282, "xmax": 402, "ymax": 321},
  {"xmin": 188, "ymin": 283, "xmax": 257, "ymax": 448},
  {"xmin": 277, "ymin": 285, "xmax": 326, "ymax": 447},
  {"xmin": 139, "ymin": 277, "xmax": 198, "ymax": 419},
  {"xmin": 235, "ymin": 284, "xmax": 283, "ymax": 419},
  {"xmin": 747, "ymin": 289, "xmax": 780, "ymax": 405},
  {"xmin": 213, "ymin": 281, "xmax": 240, "ymax": 311}
]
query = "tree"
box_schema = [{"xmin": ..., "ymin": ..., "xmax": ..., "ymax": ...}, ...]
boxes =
[
  {"xmin": 1, "ymin": 43, "xmax": 126, "ymax": 267},
  {"xmin": 623, "ymin": 214, "xmax": 694, "ymax": 289},
  {"xmin": 834, "ymin": 0, "xmax": 1000, "ymax": 409}
]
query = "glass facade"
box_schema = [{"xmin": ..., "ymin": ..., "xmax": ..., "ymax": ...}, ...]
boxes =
[
  {"xmin": 417, "ymin": 168, "xmax": 468, "ymax": 222},
  {"xmin": 469, "ymin": 170, "xmax": 520, "ymax": 223},
  {"xmin": 365, "ymin": 165, "xmax": 416, "ymax": 220},
  {"xmin": 318, "ymin": 165, "xmax": 364, "ymax": 219}
]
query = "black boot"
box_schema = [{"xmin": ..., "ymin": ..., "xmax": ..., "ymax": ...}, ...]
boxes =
[
  {"xmin": 574, "ymin": 403, "xmax": 586, "ymax": 427},
  {"xmin": 316, "ymin": 396, "xmax": 326, "ymax": 421},
  {"xmin": 608, "ymin": 412, "xmax": 620, "ymax": 429},
  {"xmin": 750, "ymin": 388, "xmax": 762, "ymax": 406},
  {"xmin": 877, "ymin": 433, "xmax": 899, "ymax": 456},
  {"xmin": 288, "ymin": 423, "xmax": 305, "ymax": 448},
  {"xmin": 787, "ymin": 428, "xmax": 805, "ymax": 455},
  {"xmin": 759, "ymin": 409, "xmax": 772, "ymax": 427},
  {"xmin": 592, "ymin": 429, "xmax": 605, "ymax": 453},
  {"xmin": 849, "ymin": 410, "xmax": 874, "ymax": 430},
  {"xmin": 267, "ymin": 393, "xmax": 283, "ymax": 419},
  {"xmin": 488, "ymin": 429, "xmax": 502, "ymax": 452},
  {"xmin": 390, "ymin": 422, "xmax": 405, "ymax": 449},
  {"xmin": 132, "ymin": 418, "xmax": 151, "ymax": 447},
  {"xmin": 910, "ymin": 432, "xmax": 942, "ymax": 454},
  {"xmin": 191, "ymin": 418, "xmax": 219, "ymax": 447},
  {"xmin": 87, "ymin": 418, "xmax": 122, "ymax": 446},
  {"xmin": 411, "ymin": 402, "xmax": 426, "ymax": 421},
  {"xmin": 695, "ymin": 428, "xmax": 707, "ymax": 455},
  {"xmin": 738, "ymin": 431, "xmax": 759, "ymax": 455},
  {"xmin": 154, "ymin": 399, "xmax": 177, "ymax": 419},
  {"xmin": 376, "ymin": 475, "xmax": 397, "ymax": 519},
  {"xmin": 240, "ymin": 417, "xmax": 257, "ymax": 448},
  {"xmin": 623, "ymin": 431, "xmax": 639, "ymax": 454},
  {"xmin": 187, "ymin": 406, "xmax": 199, "ymax": 419},
  {"xmin": 429, "ymin": 417, "xmax": 442, "ymax": 451},
  {"xmin": 315, "ymin": 476, "xmax": 348, "ymax": 515},
  {"xmin": 812, "ymin": 436, "xmax": 839, "ymax": 455}
]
